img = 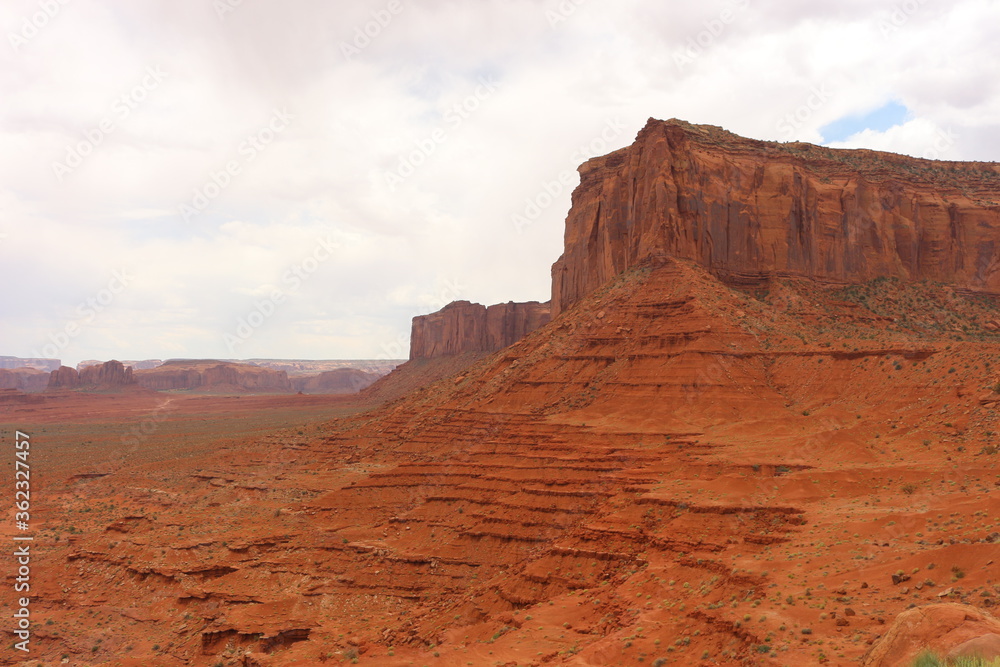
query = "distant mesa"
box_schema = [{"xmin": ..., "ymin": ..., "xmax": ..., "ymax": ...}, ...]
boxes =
[
  {"xmin": 3, "ymin": 357, "xmax": 397, "ymax": 396},
  {"xmin": 0, "ymin": 356, "xmax": 60, "ymax": 372},
  {"xmin": 290, "ymin": 368, "xmax": 381, "ymax": 394},
  {"xmin": 47, "ymin": 360, "xmax": 136, "ymax": 392},
  {"xmin": 244, "ymin": 359, "xmax": 402, "ymax": 377},
  {"xmin": 133, "ymin": 360, "xmax": 293, "ymax": 393},
  {"xmin": 132, "ymin": 360, "xmax": 387, "ymax": 395},
  {"xmin": 77, "ymin": 358, "xmax": 163, "ymax": 371}
]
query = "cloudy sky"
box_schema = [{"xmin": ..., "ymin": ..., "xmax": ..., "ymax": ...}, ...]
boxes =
[{"xmin": 1, "ymin": 0, "xmax": 998, "ymax": 366}]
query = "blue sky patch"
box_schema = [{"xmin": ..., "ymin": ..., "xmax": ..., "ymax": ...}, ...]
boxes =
[{"xmin": 820, "ymin": 101, "xmax": 910, "ymax": 143}]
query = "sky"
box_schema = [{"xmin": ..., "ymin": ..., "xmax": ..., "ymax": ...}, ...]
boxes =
[{"xmin": 1, "ymin": 0, "xmax": 998, "ymax": 366}]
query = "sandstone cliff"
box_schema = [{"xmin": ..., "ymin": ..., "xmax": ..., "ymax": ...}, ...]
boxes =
[
  {"xmin": 80, "ymin": 360, "xmax": 134, "ymax": 387},
  {"xmin": 409, "ymin": 300, "xmax": 551, "ymax": 360},
  {"xmin": 47, "ymin": 366, "xmax": 80, "ymax": 390},
  {"xmin": 552, "ymin": 118, "xmax": 1000, "ymax": 316}
]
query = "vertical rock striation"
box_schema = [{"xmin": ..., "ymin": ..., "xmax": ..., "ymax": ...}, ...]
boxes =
[
  {"xmin": 409, "ymin": 301, "xmax": 551, "ymax": 360},
  {"xmin": 551, "ymin": 118, "xmax": 1000, "ymax": 316}
]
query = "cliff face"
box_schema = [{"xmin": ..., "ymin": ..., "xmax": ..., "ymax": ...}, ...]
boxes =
[
  {"xmin": 409, "ymin": 301, "xmax": 551, "ymax": 360},
  {"xmin": 80, "ymin": 360, "xmax": 135, "ymax": 388},
  {"xmin": 47, "ymin": 366, "xmax": 80, "ymax": 390},
  {"xmin": 552, "ymin": 118, "xmax": 1000, "ymax": 316},
  {"xmin": 47, "ymin": 361, "xmax": 135, "ymax": 391}
]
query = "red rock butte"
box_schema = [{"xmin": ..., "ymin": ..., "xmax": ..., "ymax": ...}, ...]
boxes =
[
  {"xmin": 552, "ymin": 118, "xmax": 1000, "ymax": 316},
  {"xmin": 410, "ymin": 300, "xmax": 551, "ymax": 360}
]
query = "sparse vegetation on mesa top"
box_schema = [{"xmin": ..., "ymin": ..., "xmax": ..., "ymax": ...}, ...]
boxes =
[
  {"xmin": 833, "ymin": 277, "xmax": 1000, "ymax": 342},
  {"xmin": 681, "ymin": 119, "xmax": 1000, "ymax": 194},
  {"xmin": 912, "ymin": 651, "xmax": 1000, "ymax": 667}
]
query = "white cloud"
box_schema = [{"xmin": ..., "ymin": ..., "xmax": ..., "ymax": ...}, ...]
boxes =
[{"xmin": 0, "ymin": 0, "xmax": 998, "ymax": 365}]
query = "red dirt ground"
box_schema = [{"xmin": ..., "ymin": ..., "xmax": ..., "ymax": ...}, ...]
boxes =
[{"xmin": 3, "ymin": 259, "xmax": 1000, "ymax": 667}]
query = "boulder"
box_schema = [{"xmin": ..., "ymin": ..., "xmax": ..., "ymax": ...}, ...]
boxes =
[{"xmin": 863, "ymin": 604, "xmax": 1000, "ymax": 667}]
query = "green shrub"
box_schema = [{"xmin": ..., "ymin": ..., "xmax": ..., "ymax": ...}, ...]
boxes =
[{"xmin": 911, "ymin": 651, "xmax": 1000, "ymax": 667}]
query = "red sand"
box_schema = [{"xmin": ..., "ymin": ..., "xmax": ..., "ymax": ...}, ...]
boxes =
[{"xmin": 4, "ymin": 261, "xmax": 1000, "ymax": 666}]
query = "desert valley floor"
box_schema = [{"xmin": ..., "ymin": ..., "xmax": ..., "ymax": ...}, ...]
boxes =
[{"xmin": 4, "ymin": 260, "xmax": 1000, "ymax": 667}]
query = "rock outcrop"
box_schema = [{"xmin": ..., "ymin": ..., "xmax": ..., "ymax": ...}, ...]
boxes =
[
  {"xmin": 80, "ymin": 360, "xmax": 135, "ymax": 388},
  {"xmin": 47, "ymin": 366, "xmax": 80, "ymax": 390},
  {"xmin": 134, "ymin": 361, "xmax": 292, "ymax": 393},
  {"xmin": 409, "ymin": 300, "xmax": 551, "ymax": 360},
  {"xmin": 552, "ymin": 118, "xmax": 1000, "ymax": 316},
  {"xmin": 47, "ymin": 361, "xmax": 136, "ymax": 391},
  {"xmin": 863, "ymin": 604, "xmax": 1000, "ymax": 667}
]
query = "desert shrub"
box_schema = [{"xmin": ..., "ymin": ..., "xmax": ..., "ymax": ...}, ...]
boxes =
[{"xmin": 912, "ymin": 651, "xmax": 1000, "ymax": 667}]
